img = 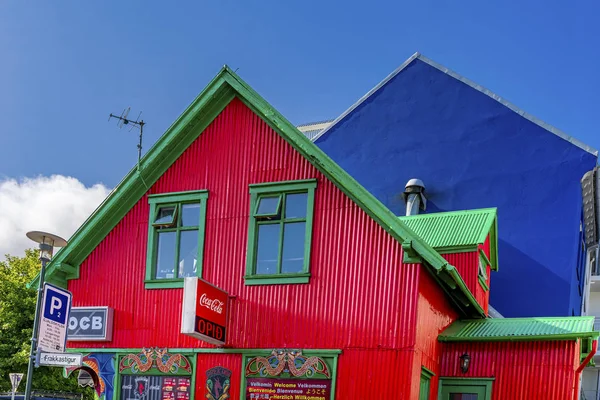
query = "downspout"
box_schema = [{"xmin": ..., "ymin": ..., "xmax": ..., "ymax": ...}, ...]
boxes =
[{"xmin": 577, "ymin": 339, "xmax": 598, "ymax": 373}]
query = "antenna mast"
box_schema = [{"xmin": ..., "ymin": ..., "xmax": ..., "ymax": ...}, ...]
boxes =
[{"xmin": 108, "ymin": 107, "xmax": 146, "ymax": 163}]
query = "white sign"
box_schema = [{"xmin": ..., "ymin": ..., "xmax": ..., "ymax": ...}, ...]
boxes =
[
  {"xmin": 38, "ymin": 352, "xmax": 82, "ymax": 367},
  {"xmin": 67, "ymin": 307, "xmax": 114, "ymax": 341},
  {"xmin": 38, "ymin": 284, "xmax": 72, "ymax": 352},
  {"xmin": 9, "ymin": 373, "xmax": 23, "ymax": 392}
]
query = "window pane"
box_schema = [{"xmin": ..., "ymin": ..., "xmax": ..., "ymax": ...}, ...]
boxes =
[
  {"xmin": 450, "ymin": 395, "xmax": 478, "ymax": 400},
  {"xmin": 181, "ymin": 203, "xmax": 201, "ymax": 226},
  {"xmin": 285, "ymin": 193, "xmax": 308, "ymax": 219},
  {"xmin": 256, "ymin": 224, "xmax": 281, "ymax": 274},
  {"xmin": 155, "ymin": 231, "xmax": 176, "ymax": 279},
  {"xmin": 256, "ymin": 196, "xmax": 281, "ymax": 216},
  {"xmin": 155, "ymin": 206, "xmax": 176, "ymax": 226},
  {"xmin": 281, "ymin": 222, "xmax": 306, "ymax": 273},
  {"xmin": 178, "ymin": 230, "xmax": 199, "ymax": 278}
]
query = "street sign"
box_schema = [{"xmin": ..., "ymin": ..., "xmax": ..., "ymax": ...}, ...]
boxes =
[
  {"xmin": 37, "ymin": 352, "xmax": 82, "ymax": 367},
  {"xmin": 9, "ymin": 373, "xmax": 23, "ymax": 392},
  {"xmin": 67, "ymin": 306, "xmax": 114, "ymax": 341},
  {"xmin": 38, "ymin": 283, "xmax": 72, "ymax": 352}
]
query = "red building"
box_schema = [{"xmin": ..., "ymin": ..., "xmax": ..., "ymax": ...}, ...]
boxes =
[{"xmin": 39, "ymin": 67, "xmax": 597, "ymax": 399}]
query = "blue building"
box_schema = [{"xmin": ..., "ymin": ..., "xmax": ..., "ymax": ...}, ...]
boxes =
[{"xmin": 314, "ymin": 53, "xmax": 598, "ymax": 317}]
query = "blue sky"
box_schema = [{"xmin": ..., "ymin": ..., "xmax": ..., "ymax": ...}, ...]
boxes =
[{"xmin": 1, "ymin": 1, "xmax": 599, "ymax": 188}]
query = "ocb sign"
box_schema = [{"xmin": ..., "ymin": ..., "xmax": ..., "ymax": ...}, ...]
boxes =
[{"xmin": 67, "ymin": 307, "xmax": 113, "ymax": 341}]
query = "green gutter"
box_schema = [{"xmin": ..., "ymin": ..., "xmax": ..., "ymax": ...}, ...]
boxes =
[{"xmin": 439, "ymin": 331, "xmax": 599, "ymax": 343}]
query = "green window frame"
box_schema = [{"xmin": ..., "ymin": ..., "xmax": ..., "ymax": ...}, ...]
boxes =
[
  {"xmin": 478, "ymin": 249, "xmax": 491, "ymax": 292},
  {"xmin": 439, "ymin": 377, "xmax": 493, "ymax": 400},
  {"xmin": 145, "ymin": 190, "xmax": 208, "ymax": 289},
  {"xmin": 245, "ymin": 179, "xmax": 317, "ymax": 285},
  {"xmin": 419, "ymin": 367, "xmax": 435, "ymax": 400}
]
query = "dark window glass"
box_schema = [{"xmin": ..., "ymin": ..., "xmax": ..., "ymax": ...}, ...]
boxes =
[
  {"xmin": 281, "ymin": 222, "xmax": 306, "ymax": 273},
  {"xmin": 256, "ymin": 196, "xmax": 281, "ymax": 216},
  {"xmin": 450, "ymin": 394, "xmax": 478, "ymax": 400},
  {"xmin": 155, "ymin": 206, "xmax": 176, "ymax": 226},
  {"xmin": 178, "ymin": 230, "xmax": 199, "ymax": 278},
  {"xmin": 156, "ymin": 231, "xmax": 176, "ymax": 279},
  {"xmin": 181, "ymin": 203, "xmax": 200, "ymax": 226},
  {"xmin": 256, "ymin": 224, "xmax": 280, "ymax": 274},
  {"xmin": 285, "ymin": 193, "xmax": 308, "ymax": 219}
]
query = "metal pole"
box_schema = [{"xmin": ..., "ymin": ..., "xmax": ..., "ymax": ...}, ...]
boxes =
[
  {"xmin": 11, "ymin": 387, "xmax": 15, "ymax": 400},
  {"xmin": 23, "ymin": 257, "xmax": 48, "ymax": 400}
]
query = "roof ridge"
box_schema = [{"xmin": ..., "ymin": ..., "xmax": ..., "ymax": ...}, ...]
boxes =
[{"xmin": 312, "ymin": 53, "xmax": 598, "ymax": 156}]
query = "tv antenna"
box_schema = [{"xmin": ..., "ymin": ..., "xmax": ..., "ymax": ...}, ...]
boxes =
[{"xmin": 108, "ymin": 107, "xmax": 146, "ymax": 163}]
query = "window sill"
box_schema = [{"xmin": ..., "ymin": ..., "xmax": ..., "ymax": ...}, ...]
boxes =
[
  {"xmin": 144, "ymin": 279, "xmax": 184, "ymax": 289},
  {"xmin": 478, "ymin": 276, "xmax": 489, "ymax": 292},
  {"xmin": 244, "ymin": 273, "xmax": 310, "ymax": 285}
]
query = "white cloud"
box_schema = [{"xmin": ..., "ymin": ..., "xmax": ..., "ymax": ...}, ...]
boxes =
[{"xmin": 0, "ymin": 175, "xmax": 111, "ymax": 258}]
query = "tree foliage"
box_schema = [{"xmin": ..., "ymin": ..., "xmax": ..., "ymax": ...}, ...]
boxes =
[{"xmin": 0, "ymin": 249, "xmax": 92, "ymax": 398}]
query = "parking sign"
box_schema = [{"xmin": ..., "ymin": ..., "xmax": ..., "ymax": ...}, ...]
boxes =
[{"xmin": 38, "ymin": 284, "xmax": 72, "ymax": 352}]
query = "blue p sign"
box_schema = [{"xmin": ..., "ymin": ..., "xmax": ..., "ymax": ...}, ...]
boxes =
[{"xmin": 43, "ymin": 287, "xmax": 69, "ymax": 324}]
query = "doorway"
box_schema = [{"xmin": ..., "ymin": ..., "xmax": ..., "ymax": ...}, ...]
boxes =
[{"xmin": 439, "ymin": 378, "xmax": 493, "ymax": 400}]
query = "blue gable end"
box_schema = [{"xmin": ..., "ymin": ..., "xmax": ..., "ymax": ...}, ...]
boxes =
[{"xmin": 315, "ymin": 55, "xmax": 597, "ymax": 318}]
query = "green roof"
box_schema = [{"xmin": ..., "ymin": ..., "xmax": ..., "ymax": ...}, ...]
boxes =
[
  {"xmin": 399, "ymin": 208, "xmax": 498, "ymax": 270},
  {"xmin": 30, "ymin": 66, "xmax": 486, "ymax": 318},
  {"xmin": 439, "ymin": 317, "xmax": 598, "ymax": 342}
]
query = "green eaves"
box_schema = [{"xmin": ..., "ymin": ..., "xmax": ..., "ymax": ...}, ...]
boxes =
[{"xmin": 30, "ymin": 66, "xmax": 484, "ymax": 318}]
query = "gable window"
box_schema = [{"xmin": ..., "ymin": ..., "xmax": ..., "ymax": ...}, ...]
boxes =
[
  {"xmin": 145, "ymin": 190, "xmax": 208, "ymax": 289},
  {"xmin": 478, "ymin": 249, "xmax": 490, "ymax": 291},
  {"xmin": 245, "ymin": 179, "xmax": 317, "ymax": 285}
]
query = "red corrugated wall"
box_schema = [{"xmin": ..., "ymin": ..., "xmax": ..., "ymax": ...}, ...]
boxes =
[
  {"xmin": 442, "ymin": 250, "xmax": 489, "ymax": 315},
  {"xmin": 67, "ymin": 98, "xmax": 425, "ymax": 399},
  {"xmin": 413, "ymin": 265, "xmax": 460, "ymax": 396},
  {"xmin": 440, "ymin": 340, "xmax": 581, "ymax": 400}
]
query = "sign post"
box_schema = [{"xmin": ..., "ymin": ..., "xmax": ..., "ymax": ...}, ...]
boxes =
[
  {"xmin": 38, "ymin": 284, "xmax": 72, "ymax": 353},
  {"xmin": 181, "ymin": 278, "xmax": 229, "ymax": 346},
  {"xmin": 9, "ymin": 373, "xmax": 23, "ymax": 400}
]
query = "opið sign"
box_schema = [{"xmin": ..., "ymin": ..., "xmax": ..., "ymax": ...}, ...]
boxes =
[{"xmin": 181, "ymin": 278, "xmax": 228, "ymax": 346}]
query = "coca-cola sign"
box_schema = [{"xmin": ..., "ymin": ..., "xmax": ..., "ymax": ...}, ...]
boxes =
[
  {"xmin": 199, "ymin": 293, "xmax": 224, "ymax": 314},
  {"xmin": 181, "ymin": 278, "xmax": 228, "ymax": 346}
]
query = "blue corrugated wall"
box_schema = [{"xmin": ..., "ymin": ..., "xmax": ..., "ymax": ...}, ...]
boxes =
[{"xmin": 315, "ymin": 59, "xmax": 597, "ymax": 317}]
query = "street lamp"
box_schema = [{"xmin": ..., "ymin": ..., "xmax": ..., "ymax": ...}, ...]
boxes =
[{"xmin": 24, "ymin": 231, "xmax": 67, "ymax": 400}]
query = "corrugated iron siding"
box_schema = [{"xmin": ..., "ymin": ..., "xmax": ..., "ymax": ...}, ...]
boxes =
[
  {"xmin": 67, "ymin": 98, "xmax": 422, "ymax": 398},
  {"xmin": 442, "ymin": 251, "xmax": 489, "ymax": 315},
  {"xmin": 441, "ymin": 340, "xmax": 580, "ymax": 400},
  {"xmin": 414, "ymin": 265, "xmax": 459, "ymax": 397}
]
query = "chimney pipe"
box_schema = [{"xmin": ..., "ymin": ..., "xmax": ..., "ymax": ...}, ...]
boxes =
[{"xmin": 403, "ymin": 179, "xmax": 426, "ymax": 216}]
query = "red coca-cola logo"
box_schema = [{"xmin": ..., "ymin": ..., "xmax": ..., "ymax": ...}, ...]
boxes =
[{"xmin": 199, "ymin": 293, "xmax": 224, "ymax": 314}]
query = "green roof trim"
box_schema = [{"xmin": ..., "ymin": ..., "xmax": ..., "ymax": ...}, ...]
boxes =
[
  {"xmin": 439, "ymin": 317, "xmax": 599, "ymax": 342},
  {"xmin": 30, "ymin": 66, "xmax": 485, "ymax": 318},
  {"xmin": 399, "ymin": 208, "xmax": 498, "ymax": 271}
]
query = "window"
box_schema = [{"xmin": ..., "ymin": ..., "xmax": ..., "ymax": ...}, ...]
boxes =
[
  {"xmin": 117, "ymin": 349, "xmax": 195, "ymax": 400},
  {"xmin": 242, "ymin": 349, "xmax": 339, "ymax": 400},
  {"xmin": 145, "ymin": 190, "xmax": 208, "ymax": 289},
  {"xmin": 439, "ymin": 378, "xmax": 493, "ymax": 400},
  {"xmin": 245, "ymin": 179, "xmax": 317, "ymax": 285},
  {"xmin": 419, "ymin": 367, "xmax": 434, "ymax": 400},
  {"xmin": 478, "ymin": 250, "xmax": 490, "ymax": 292}
]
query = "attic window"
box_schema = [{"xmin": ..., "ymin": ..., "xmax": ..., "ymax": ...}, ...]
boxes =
[
  {"xmin": 145, "ymin": 190, "xmax": 208, "ymax": 289},
  {"xmin": 245, "ymin": 179, "xmax": 317, "ymax": 285},
  {"xmin": 478, "ymin": 251, "xmax": 490, "ymax": 292}
]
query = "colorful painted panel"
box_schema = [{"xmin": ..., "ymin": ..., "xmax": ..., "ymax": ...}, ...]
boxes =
[
  {"xmin": 245, "ymin": 378, "xmax": 330, "ymax": 400},
  {"xmin": 119, "ymin": 375, "xmax": 191, "ymax": 400},
  {"xmin": 206, "ymin": 366, "xmax": 231, "ymax": 400},
  {"xmin": 64, "ymin": 352, "xmax": 116, "ymax": 400},
  {"xmin": 119, "ymin": 348, "xmax": 192, "ymax": 375}
]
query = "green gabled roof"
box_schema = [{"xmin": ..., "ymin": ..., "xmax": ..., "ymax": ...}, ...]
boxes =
[
  {"xmin": 31, "ymin": 66, "xmax": 486, "ymax": 318},
  {"xmin": 439, "ymin": 317, "xmax": 598, "ymax": 342},
  {"xmin": 399, "ymin": 208, "xmax": 498, "ymax": 270}
]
